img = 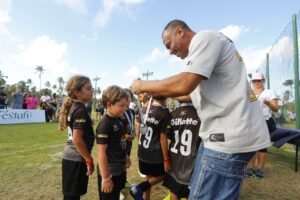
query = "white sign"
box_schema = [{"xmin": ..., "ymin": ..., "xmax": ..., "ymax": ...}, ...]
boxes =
[{"xmin": 0, "ymin": 109, "xmax": 46, "ymax": 124}]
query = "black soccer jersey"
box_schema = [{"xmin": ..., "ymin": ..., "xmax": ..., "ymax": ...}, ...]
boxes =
[
  {"xmin": 96, "ymin": 114, "xmax": 127, "ymax": 176},
  {"xmin": 138, "ymin": 104, "xmax": 170, "ymax": 164},
  {"xmin": 166, "ymin": 104, "xmax": 201, "ymax": 185},
  {"xmin": 62, "ymin": 102, "xmax": 95, "ymax": 162}
]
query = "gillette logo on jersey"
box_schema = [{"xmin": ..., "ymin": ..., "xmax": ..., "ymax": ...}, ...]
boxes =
[
  {"xmin": 146, "ymin": 117, "xmax": 159, "ymax": 125},
  {"xmin": 171, "ymin": 118, "xmax": 198, "ymax": 126}
]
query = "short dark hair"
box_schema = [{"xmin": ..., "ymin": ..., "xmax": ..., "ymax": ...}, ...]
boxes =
[{"xmin": 163, "ymin": 19, "xmax": 192, "ymax": 36}]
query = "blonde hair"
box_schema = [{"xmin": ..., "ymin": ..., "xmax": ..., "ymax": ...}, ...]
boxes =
[
  {"xmin": 102, "ymin": 85, "xmax": 128, "ymax": 108},
  {"xmin": 58, "ymin": 75, "xmax": 91, "ymax": 132}
]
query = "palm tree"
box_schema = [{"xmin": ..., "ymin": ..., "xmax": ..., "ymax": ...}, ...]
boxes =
[
  {"xmin": 35, "ymin": 65, "xmax": 46, "ymax": 91},
  {"xmin": 17, "ymin": 80, "xmax": 26, "ymax": 92},
  {"xmin": 57, "ymin": 77, "xmax": 65, "ymax": 95},
  {"xmin": 26, "ymin": 78, "xmax": 32, "ymax": 91},
  {"xmin": 283, "ymin": 79, "xmax": 294, "ymax": 100},
  {"xmin": 45, "ymin": 81, "xmax": 51, "ymax": 89},
  {"xmin": 52, "ymin": 84, "xmax": 57, "ymax": 92},
  {"xmin": 283, "ymin": 90, "xmax": 290, "ymax": 101},
  {"xmin": 0, "ymin": 70, "xmax": 8, "ymax": 86}
]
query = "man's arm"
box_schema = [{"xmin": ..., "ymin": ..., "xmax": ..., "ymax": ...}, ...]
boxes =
[
  {"xmin": 174, "ymin": 95, "xmax": 191, "ymax": 103},
  {"xmin": 132, "ymin": 72, "xmax": 203, "ymax": 97}
]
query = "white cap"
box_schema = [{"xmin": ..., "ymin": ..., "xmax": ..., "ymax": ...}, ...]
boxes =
[{"xmin": 252, "ymin": 72, "xmax": 265, "ymax": 80}]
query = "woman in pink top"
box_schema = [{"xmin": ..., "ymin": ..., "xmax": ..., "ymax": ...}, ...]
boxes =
[{"xmin": 26, "ymin": 93, "xmax": 39, "ymax": 109}]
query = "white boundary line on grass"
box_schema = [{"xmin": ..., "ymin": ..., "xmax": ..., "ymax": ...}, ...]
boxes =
[{"xmin": 0, "ymin": 144, "xmax": 65, "ymax": 157}]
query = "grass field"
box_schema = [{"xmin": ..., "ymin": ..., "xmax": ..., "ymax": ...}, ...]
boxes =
[{"xmin": 0, "ymin": 122, "xmax": 300, "ymax": 200}]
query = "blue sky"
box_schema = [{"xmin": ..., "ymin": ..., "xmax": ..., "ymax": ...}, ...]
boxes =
[{"xmin": 0, "ymin": 0, "xmax": 300, "ymax": 93}]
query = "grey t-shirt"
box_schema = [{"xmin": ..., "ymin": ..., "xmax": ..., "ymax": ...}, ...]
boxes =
[
  {"xmin": 182, "ymin": 31, "xmax": 271, "ymax": 153},
  {"xmin": 11, "ymin": 92, "xmax": 23, "ymax": 109}
]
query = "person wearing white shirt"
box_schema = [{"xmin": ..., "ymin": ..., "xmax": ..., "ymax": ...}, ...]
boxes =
[
  {"xmin": 132, "ymin": 19, "xmax": 271, "ymax": 200},
  {"xmin": 246, "ymin": 72, "xmax": 279, "ymax": 179}
]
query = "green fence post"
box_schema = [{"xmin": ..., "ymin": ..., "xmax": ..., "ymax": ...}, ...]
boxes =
[{"xmin": 292, "ymin": 14, "xmax": 300, "ymax": 129}]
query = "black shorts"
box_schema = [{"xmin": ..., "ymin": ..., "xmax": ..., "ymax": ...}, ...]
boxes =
[
  {"xmin": 259, "ymin": 119, "xmax": 277, "ymax": 153},
  {"xmin": 163, "ymin": 173, "xmax": 190, "ymax": 198},
  {"xmin": 259, "ymin": 148, "xmax": 267, "ymax": 153},
  {"xmin": 98, "ymin": 172, "xmax": 126, "ymax": 200},
  {"xmin": 267, "ymin": 118, "xmax": 276, "ymax": 133},
  {"xmin": 139, "ymin": 160, "xmax": 165, "ymax": 177},
  {"xmin": 62, "ymin": 159, "xmax": 89, "ymax": 197}
]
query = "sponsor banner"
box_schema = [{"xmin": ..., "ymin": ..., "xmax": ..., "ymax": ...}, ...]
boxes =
[{"xmin": 0, "ymin": 109, "xmax": 46, "ymax": 124}]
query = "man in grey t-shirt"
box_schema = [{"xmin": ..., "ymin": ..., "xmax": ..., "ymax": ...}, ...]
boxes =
[
  {"xmin": 132, "ymin": 19, "xmax": 270, "ymax": 200},
  {"xmin": 11, "ymin": 87, "xmax": 23, "ymax": 109}
]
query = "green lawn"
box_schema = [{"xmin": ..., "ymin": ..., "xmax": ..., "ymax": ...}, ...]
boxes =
[{"xmin": 0, "ymin": 122, "xmax": 300, "ymax": 200}]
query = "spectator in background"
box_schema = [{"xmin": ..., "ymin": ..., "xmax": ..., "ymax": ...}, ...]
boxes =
[
  {"xmin": 22, "ymin": 92, "xmax": 29, "ymax": 109},
  {"xmin": 11, "ymin": 87, "xmax": 23, "ymax": 109},
  {"xmin": 4, "ymin": 93, "xmax": 8, "ymax": 109},
  {"xmin": 40, "ymin": 92, "xmax": 55, "ymax": 122},
  {"xmin": 40, "ymin": 91, "xmax": 51, "ymax": 104},
  {"xmin": 289, "ymin": 111, "xmax": 296, "ymax": 123},
  {"xmin": 95, "ymin": 98, "xmax": 104, "ymax": 120},
  {"xmin": 246, "ymin": 72, "xmax": 279, "ymax": 179},
  {"xmin": 50, "ymin": 93, "xmax": 58, "ymax": 121},
  {"xmin": 56, "ymin": 93, "xmax": 64, "ymax": 119},
  {"xmin": 26, "ymin": 92, "xmax": 39, "ymax": 109},
  {"xmin": 0, "ymin": 92, "xmax": 7, "ymax": 109}
]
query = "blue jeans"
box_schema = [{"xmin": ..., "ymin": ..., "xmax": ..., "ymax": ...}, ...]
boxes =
[{"xmin": 189, "ymin": 144, "xmax": 255, "ymax": 200}]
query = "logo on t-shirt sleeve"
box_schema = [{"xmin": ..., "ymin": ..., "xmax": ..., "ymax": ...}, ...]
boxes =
[{"xmin": 187, "ymin": 61, "xmax": 193, "ymax": 66}]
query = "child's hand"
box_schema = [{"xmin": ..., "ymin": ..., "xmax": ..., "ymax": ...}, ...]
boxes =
[
  {"xmin": 126, "ymin": 134, "xmax": 134, "ymax": 141},
  {"xmin": 135, "ymin": 115, "xmax": 140, "ymax": 126},
  {"xmin": 126, "ymin": 156, "xmax": 131, "ymax": 168},
  {"xmin": 86, "ymin": 159, "xmax": 94, "ymax": 176},
  {"xmin": 102, "ymin": 178, "xmax": 114, "ymax": 193},
  {"xmin": 164, "ymin": 159, "xmax": 171, "ymax": 173}
]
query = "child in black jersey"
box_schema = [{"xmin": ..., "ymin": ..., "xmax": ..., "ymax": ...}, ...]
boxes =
[
  {"xmin": 120, "ymin": 88, "xmax": 135, "ymax": 157},
  {"xmin": 130, "ymin": 95, "xmax": 170, "ymax": 200},
  {"xmin": 162, "ymin": 100, "xmax": 201, "ymax": 200},
  {"xmin": 59, "ymin": 75, "xmax": 95, "ymax": 200},
  {"xmin": 96, "ymin": 85, "xmax": 131, "ymax": 200}
]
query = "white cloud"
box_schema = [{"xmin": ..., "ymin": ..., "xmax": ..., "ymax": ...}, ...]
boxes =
[
  {"xmin": 12, "ymin": 35, "xmax": 77, "ymax": 76},
  {"xmin": 0, "ymin": 0, "xmax": 15, "ymax": 40},
  {"xmin": 81, "ymin": 32, "xmax": 99, "ymax": 41},
  {"xmin": 94, "ymin": 0, "xmax": 145, "ymax": 27},
  {"xmin": 219, "ymin": 25, "xmax": 250, "ymax": 41},
  {"xmin": 269, "ymin": 36, "xmax": 293, "ymax": 62},
  {"xmin": 143, "ymin": 47, "xmax": 168, "ymax": 63},
  {"xmin": 125, "ymin": 65, "xmax": 139, "ymax": 78},
  {"xmin": 53, "ymin": 0, "xmax": 88, "ymax": 14},
  {"xmin": 168, "ymin": 56, "xmax": 185, "ymax": 67},
  {"xmin": 0, "ymin": 0, "xmax": 11, "ymax": 24},
  {"xmin": 240, "ymin": 46, "xmax": 270, "ymax": 72}
]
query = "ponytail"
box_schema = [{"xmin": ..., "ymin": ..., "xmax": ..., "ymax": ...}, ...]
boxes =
[
  {"xmin": 58, "ymin": 75, "xmax": 91, "ymax": 132},
  {"xmin": 58, "ymin": 97, "xmax": 74, "ymax": 132}
]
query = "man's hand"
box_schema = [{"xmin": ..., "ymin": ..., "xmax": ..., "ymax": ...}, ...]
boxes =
[{"xmin": 131, "ymin": 79, "xmax": 143, "ymax": 94}]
